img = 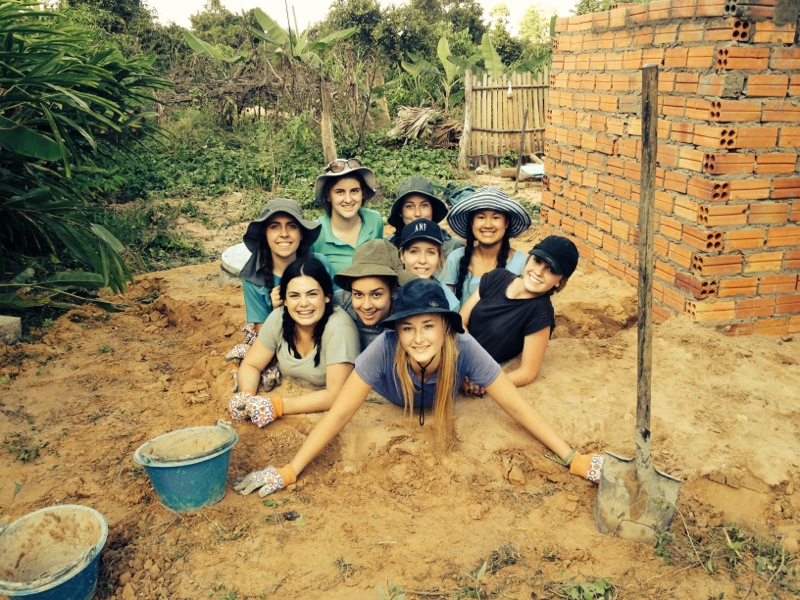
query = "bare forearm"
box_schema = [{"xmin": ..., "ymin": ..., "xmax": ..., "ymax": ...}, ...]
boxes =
[
  {"xmin": 237, "ymin": 363, "xmax": 262, "ymax": 394},
  {"xmin": 505, "ymin": 367, "xmax": 538, "ymax": 387},
  {"xmin": 282, "ymin": 388, "xmax": 337, "ymax": 415}
]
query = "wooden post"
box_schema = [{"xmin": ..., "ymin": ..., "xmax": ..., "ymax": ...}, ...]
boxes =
[
  {"xmin": 320, "ymin": 79, "xmax": 337, "ymax": 163},
  {"xmin": 458, "ymin": 70, "xmax": 473, "ymax": 172},
  {"xmin": 514, "ymin": 107, "xmax": 529, "ymax": 194}
]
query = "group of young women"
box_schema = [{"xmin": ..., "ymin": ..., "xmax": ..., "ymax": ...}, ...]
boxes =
[{"xmin": 225, "ymin": 159, "xmax": 603, "ymax": 499}]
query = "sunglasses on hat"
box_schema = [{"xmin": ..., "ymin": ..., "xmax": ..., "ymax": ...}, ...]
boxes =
[{"xmin": 324, "ymin": 158, "xmax": 363, "ymax": 173}]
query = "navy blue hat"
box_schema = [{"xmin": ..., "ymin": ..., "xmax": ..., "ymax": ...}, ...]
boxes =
[
  {"xmin": 380, "ymin": 278, "xmax": 464, "ymax": 333},
  {"xmin": 399, "ymin": 218, "xmax": 445, "ymax": 248},
  {"xmin": 529, "ymin": 236, "xmax": 579, "ymax": 278}
]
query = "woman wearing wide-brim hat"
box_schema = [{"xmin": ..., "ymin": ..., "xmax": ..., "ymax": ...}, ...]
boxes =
[
  {"xmin": 332, "ymin": 239, "xmax": 417, "ymax": 349},
  {"xmin": 231, "ymin": 277, "xmax": 604, "ymax": 498},
  {"xmin": 225, "ymin": 199, "xmax": 335, "ymax": 391},
  {"xmin": 385, "ymin": 176, "xmax": 464, "ymax": 258},
  {"xmin": 444, "ymin": 186, "xmax": 532, "ymax": 303},
  {"xmin": 309, "ymin": 158, "xmax": 384, "ymax": 274}
]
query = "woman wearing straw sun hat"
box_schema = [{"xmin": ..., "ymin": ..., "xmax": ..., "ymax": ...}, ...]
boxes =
[
  {"xmin": 333, "ymin": 239, "xmax": 417, "ymax": 349},
  {"xmin": 385, "ymin": 176, "xmax": 464, "ymax": 258},
  {"xmin": 310, "ymin": 158, "xmax": 384, "ymax": 273},
  {"xmin": 444, "ymin": 187, "xmax": 532, "ymax": 304},
  {"xmin": 232, "ymin": 277, "xmax": 604, "ymax": 498}
]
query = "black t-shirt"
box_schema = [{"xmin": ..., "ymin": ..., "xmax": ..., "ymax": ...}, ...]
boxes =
[{"xmin": 469, "ymin": 269, "xmax": 555, "ymax": 363}]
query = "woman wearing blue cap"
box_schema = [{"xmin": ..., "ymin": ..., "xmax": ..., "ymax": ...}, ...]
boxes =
[
  {"xmin": 231, "ymin": 277, "xmax": 603, "ymax": 498},
  {"xmin": 460, "ymin": 235, "xmax": 580, "ymax": 391}
]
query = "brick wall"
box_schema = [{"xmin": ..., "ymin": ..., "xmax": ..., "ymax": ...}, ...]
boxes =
[{"xmin": 542, "ymin": 0, "xmax": 800, "ymax": 334}]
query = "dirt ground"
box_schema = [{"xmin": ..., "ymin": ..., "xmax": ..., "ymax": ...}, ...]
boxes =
[{"xmin": 1, "ymin": 175, "xmax": 798, "ymax": 599}]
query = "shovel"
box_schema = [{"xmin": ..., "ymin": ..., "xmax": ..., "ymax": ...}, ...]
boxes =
[{"xmin": 594, "ymin": 64, "xmax": 681, "ymax": 544}]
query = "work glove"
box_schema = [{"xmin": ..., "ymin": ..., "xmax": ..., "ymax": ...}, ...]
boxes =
[
  {"xmin": 234, "ymin": 464, "xmax": 297, "ymax": 497},
  {"xmin": 225, "ymin": 324, "xmax": 260, "ymax": 366},
  {"xmin": 260, "ymin": 359, "xmax": 282, "ymax": 392},
  {"xmin": 569, "ymin": 452, "xmax": 604, "ymax": 485},
  {"xmin": 228, "ymin": 392, "xmax": 283, "ymax": 427}
]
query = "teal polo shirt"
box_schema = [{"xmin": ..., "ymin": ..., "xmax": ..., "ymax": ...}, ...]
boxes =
[{"xmin": 311, "ymin": 208, "xmax": 384, "ymax": 273}]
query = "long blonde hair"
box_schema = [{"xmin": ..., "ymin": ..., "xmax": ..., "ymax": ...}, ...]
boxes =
[{"xmin": 392, "ymin": 315, "xmax": 460, "ymax": 442}]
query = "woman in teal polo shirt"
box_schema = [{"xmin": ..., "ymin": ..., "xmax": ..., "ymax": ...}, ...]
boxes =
[{"xmin": 310, "ymin": 159, "xmax": 384, "ymax": 273}]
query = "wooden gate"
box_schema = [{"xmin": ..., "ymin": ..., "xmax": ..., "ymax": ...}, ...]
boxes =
[{"xmin": 462, "ymin": 69, "xmax": 549, "ymax": 169}]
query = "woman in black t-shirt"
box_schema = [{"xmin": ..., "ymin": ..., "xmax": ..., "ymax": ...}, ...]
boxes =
[{"xmin": 460, "ymin": 236, "xmax": 579, "ymax": 389}]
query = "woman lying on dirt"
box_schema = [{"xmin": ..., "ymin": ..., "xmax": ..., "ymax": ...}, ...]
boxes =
[
  {"xmin": 444, "ymin": 187, "xmax": 532, "ymax": 303},
  {"xmin": 228, "ymin": 256, "xmax": 360, "ymax": 427},
  {"xmin": 332, "ymin": 239, "xmax": 416, "ymax": 350},
  {"xmin": 310, "ymin": 158, "xmax": 384, "ymax": 274},
  {"xmin": 233, "ymin": 277, "xmax": 603, "ymax": 498},
  {"xmin": 398, "ymin": 218, "xmax": 459, "ymax": 310},
  {"xmin": 459, "ymin": 235, "xmax": 580, "ymax": 392},
  {"xmin": 225, "ymin": 199, "xmax": 334, "ymax": 392}
]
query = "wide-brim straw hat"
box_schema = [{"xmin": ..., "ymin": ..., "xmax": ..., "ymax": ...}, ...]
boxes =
[
  {"xmin": 242, "ymin": 198, "xmax": 320, "ymax": 252},
  {"xmin": 445, "ymin": 186, "xmax": 532, "ymax": 239},
  {"xmin": 314, "ymin": 160, "xmax": 377, "ymax": 205},
  {"xmin": 387, "ymin": 176, "xmax": 448, "ymax": 229},
  {"xmin": 380, "ymin": 278, "xmax": 464, "ymax": 333},
  {"xmin": 333, "ymin": 239, "xmax": 416, "ymax": 290}
]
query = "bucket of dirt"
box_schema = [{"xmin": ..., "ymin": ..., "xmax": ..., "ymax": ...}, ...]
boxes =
[
  {"xmin": 0, "ymin": 504, "xmax": 108, "ymax": 600},
  {"xmin": 133, "ymin": 420, "xmax": 238, "ymax": 512}
]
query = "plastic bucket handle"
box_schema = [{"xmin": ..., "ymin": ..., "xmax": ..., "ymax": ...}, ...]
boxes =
[{"xmin": 135, "ymin": 420, "xmax": 237, "ymax": 466}]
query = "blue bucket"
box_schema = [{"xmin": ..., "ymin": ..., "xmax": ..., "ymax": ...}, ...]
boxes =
[
  {"xmin": 0, "ymin": 504, "xmax": 108, "ymax": 600},
  {"xmin": 133, "ymin": 420, "xmax": 238, "ymax": 512}
]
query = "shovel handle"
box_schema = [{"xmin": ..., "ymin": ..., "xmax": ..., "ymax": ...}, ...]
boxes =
[{"xmin": 636, "ymin": 64, "xmax": 658, "ymax": 472}]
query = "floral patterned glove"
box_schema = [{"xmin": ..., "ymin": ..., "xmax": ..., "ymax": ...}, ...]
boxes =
[
  {"xmin": 228, "ymin": 392, "xmax": 283, "ymax": 427},
  {"xmin": 234, "ymin": 464, "xmax": 297, "ymax": 497},
  {"xmin": 570, "ymin": 452, "xmax": 604, "ymax": 485}
]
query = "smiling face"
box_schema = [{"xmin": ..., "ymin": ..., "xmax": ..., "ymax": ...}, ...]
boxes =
[
  {"xmin": 284, "ymin": 275, "xmax": 329, "ymax": 329},
  {"xmin": 350, "ymin": 276, "xmax": 393, "ymax": 326},
  {"xmin": 328, "ymin": 176, "xmax": 364, "ymax": 220},
  {"xmin": 522, "ymin": 255, "xmax": 563, "ymax": 297},
  {"xmin": 396, "ymin": 313, "xmax": 446, "ymax": 366},
  {"xmin": 265, "ymin": 214, "xmax": 301, "ymax": 260},
  {"xmin": 471, "ymin": 210, "xmax": 508, "ymax": 246},
  {"xmin": 400, "ymin": 241, "xmax": 443, "ymax": 280},
  {"xmin": 401, "ymin": 194, "xmax": 434, "ymax": 225}
]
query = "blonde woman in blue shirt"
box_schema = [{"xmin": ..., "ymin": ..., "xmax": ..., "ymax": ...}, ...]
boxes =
[{"xmin": 310, "ymin": 159, "xmax": 384, "ymax": 273}]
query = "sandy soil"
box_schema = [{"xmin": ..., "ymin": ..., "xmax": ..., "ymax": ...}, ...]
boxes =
[{"xmin": 1, "ymin": 175, "xmax": 798, "ymax": 599}]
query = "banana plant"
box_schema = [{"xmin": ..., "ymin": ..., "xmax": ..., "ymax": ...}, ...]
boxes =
[{"xmin": 182, "ymin": 30, "xmax": 245, "ymax": 75}]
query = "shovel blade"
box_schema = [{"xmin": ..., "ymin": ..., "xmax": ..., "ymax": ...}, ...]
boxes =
[{"xmin": 595, "ymin": 451, "xmax": 681, "ymax": 544}]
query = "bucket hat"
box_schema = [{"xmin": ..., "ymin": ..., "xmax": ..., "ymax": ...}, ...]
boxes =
[
  {"xmin": 380, "ymin": 278, "xmax": 464, "ymax": 333},
  {"xmin": 314, "ymin": 158, "xmax": 377, "ymax": 205},
  {"xmin": 333, "ymin": 239, "xmax": 416, "ymax": 291},
  {"xmin": 445, "ymin": 186, "xmax": 532, "ymax": 239},
  {"xmin": 528, "ymin": 235, "xmax": 580, "ymax": 278},
  {"xmin": 399, "ymin": 218, "xmax": 445, "ymax": 248},
  {"xmin": 242, "ymin": 198, "xmax": 320, "ymax": 252},
  {"xmin": 387, "ymin": 177, "xmax": 448, "ymax": 229}
]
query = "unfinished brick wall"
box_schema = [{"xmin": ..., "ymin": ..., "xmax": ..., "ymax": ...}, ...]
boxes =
[{"xmin": 542, "ymin": 0, "xmax": 800, "ymax": 334}]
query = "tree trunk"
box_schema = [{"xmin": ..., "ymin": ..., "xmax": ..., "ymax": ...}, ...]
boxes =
[
  {"xmin": 320, "ymin": 80, "xmax": 337, "ymax": 163},
  {"xmin": 458, "ymin": 70, "xmax": 473, "ymax": 172},
  {"xmin": 374, "ymin": 73, "xmax": 390, "ymax": 126}
]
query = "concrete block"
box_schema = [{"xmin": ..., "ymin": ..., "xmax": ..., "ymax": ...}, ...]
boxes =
[{"xmin": 0, "ymin": 315, "xmax": 22, "ymax": 345}]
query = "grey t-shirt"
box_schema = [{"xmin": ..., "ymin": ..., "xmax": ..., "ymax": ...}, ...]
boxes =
[{"xmin": 258, "ymin": 305, "xmax": 360, "ymax": 387}]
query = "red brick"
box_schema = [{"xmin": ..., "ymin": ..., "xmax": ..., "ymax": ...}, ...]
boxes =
[
  {"xmin": 776, "ymin": 295, "xmax": 800, "ymax": 315},
  {"xmin": 752, "ymin": 317, "xmax": 790, "ymax": 336},
  {"xmin": 755, "ymin": 153, "xmax": 798, "ymax": 175},
  {"xmin": 686, "ymin": 299, "xmax": 736, "ymax": 322},
  {"xmin": 705, "ymin": 18, "xmax": 749, "ymax": 41},
  {"xmin": 654, "ymin": 23, "xmax": 678, "ymax": 44},
  {"xmin": 677, "ymin": 21, "xmax": 706, "ymax": 43},
  {"xmin": 766, "ymin": 226, "xmax": 800, "ymax": 248},
  {"xmin": 688, "ymin": 177, "xmax": 730, "ymax": 202},
  {"xmin": 791, "ymin": 75, "xmax": 800, "ymax": 98},
  {"xmin": 673, "ymin": 195, "xmax": 698, "ymax": 220},
  {"xmin": 758, "ymin": 274, "xmax": 798, "ymax": 294},
  {"xmin": 696, "ymin": 0, "xmax": 727, "ymax": 18},
  {"xmin": 736, "ymin": 297, "xmax": 776, "ymax": 319},
  {"xmin": 779, "ymin": 126, "xmax": 800, "ymax": 148},
  {"xmin": 671, "ymin": 0, "xmax": 698, "ymax": 18},
  {"xmin": 729, "ymin": 179, "xmax": 770, "ymax": 201},
  {"xmin": 659, "ymin": 215, "xmax": 682, "ymax": 240},
  {"xmin": 676, "ymin": 272, "xmax": 719, "ymax": 299},
  {"xmin": 745, "ymin": 252, "xmax": 785, "ymax": 274},
  {"xmin": 701, "ymin": 99, "xmax": 761, "ymax": 122},
  {"xmin": 702, "ymin": 152, "xmax": 755, "ymax": 175},
  {"xmin": 749, "ymin": 203, "xmax": 790, "ymax": 224},
  {"xmin": 723, "ymin": 228, "xmax": 766, "ymax": 250},
  {"xmin": 717, "ymin": 277, "xmax": 758, "ymax": 297},
  {"xmin": 762, "ymin": 101, "xmax": 800, "ymax": 123},
  {"xmin": 753, "ymin": 22, "xmax": 796, "ymax": 44},
  {"xmin": 785, "ymin": 250, "xmax": 800, "ymax": 269},
  {"xmin": 773, "ymin": 178, "xmax": 800, "ymax": 199},
  {"xmin": 716, "ymin": 47, "xmax": 770, "ymax": 70},
  {"xmin": 770, "ymin": 48, "xmax": 800, "ymax": 71},
  {"xmin": 698, "ymin": 203, "xmax": 748, "ymax": 226},
  {"xmin": 674, "ymin": 72, "xmax": 700, "ymax": 94},
  {"xmin": 683, "ymin": 224, "xmax": 724, "ymax": 251},
  {"xmin": 679, "ymin": 148, "xmax": 706, "ymax": 172},
  {"xmin": 668, "ymin": 241, "xmax": 693, "ymax": 269},
  {"xmin": 691, "ymin": 253, "xmax": 743, "ymax": 276},
  {"xmin": 746, "ymin": 74, "xmax": 790, "ymax": 98}
]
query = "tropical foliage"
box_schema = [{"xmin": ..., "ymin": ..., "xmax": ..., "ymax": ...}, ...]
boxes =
[{"xmin": 0, "ymin": 0, "xmax": 170, "ymax": 310}]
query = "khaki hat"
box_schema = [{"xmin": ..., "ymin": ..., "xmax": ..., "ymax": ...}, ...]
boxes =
[
  {"xmin": 387, "ymin": 177, "xmax": 448, "ymax": 229},
  {"xmin": 243, "ymin": 198, "xmax": 320, "ymax": 252},
  {"xmin": 333, "ymin": 239, "xmax": 416, "ymax": 290},
  {"xmin": 314, "ymin": 159, "xmax": 377, "ymax": 205}
]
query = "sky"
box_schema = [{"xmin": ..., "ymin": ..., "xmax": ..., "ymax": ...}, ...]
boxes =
[{"xmin": 147, "ymin": 0, "xmax": 579, "ymax": 35}]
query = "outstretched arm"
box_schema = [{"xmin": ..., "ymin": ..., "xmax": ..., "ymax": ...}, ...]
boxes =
[
  {"xmin": 238, "ymin": 338, "xmax": 275, "ymax": 394},
  {"xmin": 506, "ymin": 328, "xmax": 550, "ymax": 386},
  {"xmin": 484, "ymin": 369, "xmax": 572, "ymax": 461},
  {"xmin": 282, "ymin": 362, "xmax": 354, "ymax": 415}
]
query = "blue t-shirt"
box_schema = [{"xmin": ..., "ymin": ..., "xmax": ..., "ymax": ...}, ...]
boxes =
[
  {"xmin": 355, "ymin": 330, "xmax": 501, "ymax": 408},
  {"xmin": 311, "ymin": 208, "xmax": 384, "ymax": 274},
  {"xmin": 242, "ymin": 252, "xmax": 335, "ymax": 324},
  {"xmin": 444, "ymin": 248, "xmax": 528, "ymax": 302}
]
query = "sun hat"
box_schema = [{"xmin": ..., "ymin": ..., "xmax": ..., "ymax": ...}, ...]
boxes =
[
  {"xmin": 380, "ymin": 278, "xmax": 464, "ymax": 333},
  {"xmin": 314, "ymin": 159, "xmax": 377, "ymax": 205},
  {"xmin": 399, "ymin": 218, "xmax": 445, "ymax": 248},
  {"xmin": 242, "ymin": 198, "xmax": 320, "ymax": 252},
  {"xmin": 387, "ymin": 177, "xmax": 448, "ymax": 229},
  {"xmin": 445, "ymin": 186, "xmax": 532, "ymax": 239},
  {"xmin": 528, "ymin": 235, "xmax": 579, "ymax": 278},
  {"xmin": 333, "ymin": 239, "xmax": 416, "ymax": 290}
]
